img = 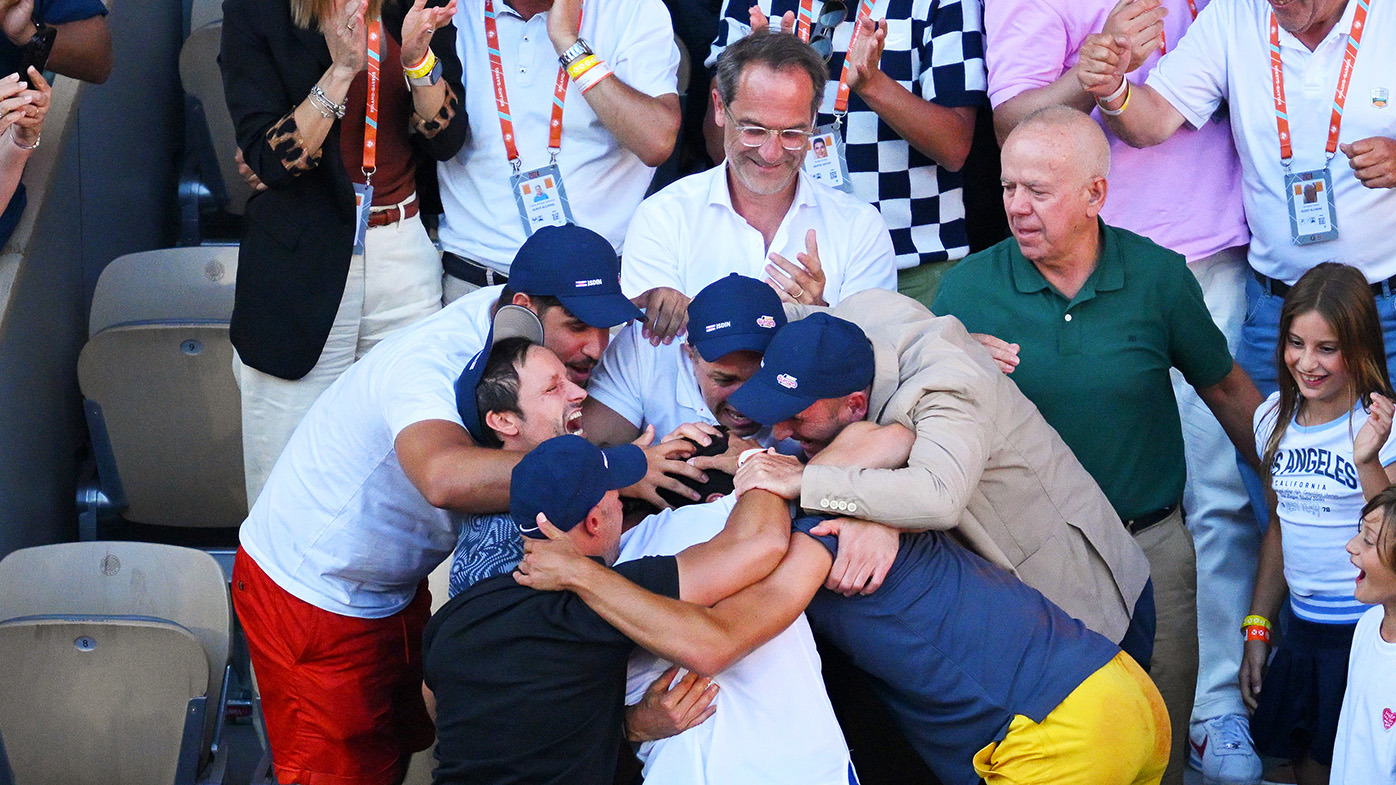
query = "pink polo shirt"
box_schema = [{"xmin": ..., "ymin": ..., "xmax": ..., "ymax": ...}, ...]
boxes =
[{"xmin": 984, "ymin": 0, "xmax": 1249, "ymax": 262}]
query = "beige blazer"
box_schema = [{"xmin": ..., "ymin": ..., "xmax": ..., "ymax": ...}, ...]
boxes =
[{"xmin": 790, "ymin": 289, "xmax": 1150, "ymax": 643}]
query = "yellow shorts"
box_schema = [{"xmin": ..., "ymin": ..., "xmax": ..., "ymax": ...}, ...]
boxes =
[{"xmin": 972, "ymin": 652, "xmax": 1170, "ymax": 785}]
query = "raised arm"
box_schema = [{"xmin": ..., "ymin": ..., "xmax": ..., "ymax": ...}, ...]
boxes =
[{"xmin": 1075, "ymin": 33, "xmax": 1186, "ymax": 148}]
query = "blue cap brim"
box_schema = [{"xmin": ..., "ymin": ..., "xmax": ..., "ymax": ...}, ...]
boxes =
[
  {"xmin": 725, "ymin": 370, "xmax": 818, "ymax": 426},
  {"xmin": 599, "ymin": 443, "xmax": 648, "ymax": 490},
  {"xmin": 559, "ymin": 292, "xmax": 643, "ymax": 329},
  {"xmin": 691, "ymin": 331, "xmax": 776, "ymax": 363}
]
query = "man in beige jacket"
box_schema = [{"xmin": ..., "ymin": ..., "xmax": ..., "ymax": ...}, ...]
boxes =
[{"xmin": 728, "ymin": 287, "xmax": 1152, "ymax": 654}]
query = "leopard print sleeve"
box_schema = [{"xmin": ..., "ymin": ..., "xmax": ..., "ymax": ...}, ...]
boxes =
[
  {"xmin": 266, "ymin": 111, "xmax": 322, "ymax": 174},
  {"xmin": 412, "ymin": 81, "xmax": 458, "ymax": 139}
]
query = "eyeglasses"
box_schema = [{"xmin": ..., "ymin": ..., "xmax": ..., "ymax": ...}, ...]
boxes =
[
  {"xmin": 725, "ymin": 109, "xmax": 813, "ymax": 150},
  {"xmin": 809, "ymin": 0, "xmax": 847, "ymax": 62}
]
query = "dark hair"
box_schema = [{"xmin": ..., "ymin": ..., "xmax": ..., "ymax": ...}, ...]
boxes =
[
  {"xmin": 473, "ymin": 337, "xmax": 536, "ymax": 449},
  {"xmin": 1261, "ymin": 263, "xmax": 1394, "ymax": 485},
  {"xmin": 714, "ymin": 30, "xmax": 827, "ymax": 118},
  {"xmin": 1360, "ymin": 485, "xmax": 1396, "ymax": 573},
  {"xmin": 623, "ymin": 431, "xmax": 736, "ymax": 518},
  {"xmin": 494, "ymin": 288, "xmax": 564, "ymax": 317}
]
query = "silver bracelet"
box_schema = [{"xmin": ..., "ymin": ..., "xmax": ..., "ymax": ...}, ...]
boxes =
[
  {"xmin": 11, "ymin": 129, "xmax": 39, "ymax": 150},
  {"xmin": 309, "ymin": 85, "xmax": 347, "ymax": 119}
]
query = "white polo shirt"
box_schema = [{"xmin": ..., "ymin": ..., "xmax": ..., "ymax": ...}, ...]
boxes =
[
  {"xmin": 617, "ymin": 495, "xmax": 852, "ymax": 785},
  {"xmin": 239, "ymin": 285, "xmax": 504, "ymax": 618},
  {"xmin": 587, "ymin": 322, "xmax": 794, "ymax": 451},
  {"xmin": 1147, "ymin": 0, "xmax": 1396, "ymax": 284},
  {"xmin": 437, "ymin": 0, "xmax": 680, "ymax": 271},
  {"xmin": 619, "ymin": 163, "xmax": 898, "ymax": 302}
]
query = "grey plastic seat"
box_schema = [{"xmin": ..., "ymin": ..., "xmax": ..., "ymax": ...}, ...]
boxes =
[
  {"xmin": 179, "ymin": 21, "xmax": 253, "ymax": 216},
  {"xmin": 0, "ymin": 542, "xmax": 234, "ymax": 784},
  {"xmin": 77, "ymin": 247, "xmax": 245, "ymax": 535}
]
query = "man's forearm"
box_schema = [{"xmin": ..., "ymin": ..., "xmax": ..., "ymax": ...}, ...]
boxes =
[
  {"xmin": 581, "ymin": 79, "xmax": 680, "ymax": 167},
  {"xmin": 47, "ymin": 16, "xmax": 112, "ymax": 84},
  {"xmin": 1100, "ymin": 82, "xmax": 1185, "ymax": 149},
  {"xmin": 991, "ymin": 68, "xmax": 1097, "ymax": 145},
  {"xmin": 855, "ymin": 72, "xmax": 974, "ymax": 172},
  {"xmin": 676, "ymin": 489, "xmax": 791, "ymax": 606},
  {"xmin": 1198, "ymin": 363, "xmax": 1264, "ymax": 473}
]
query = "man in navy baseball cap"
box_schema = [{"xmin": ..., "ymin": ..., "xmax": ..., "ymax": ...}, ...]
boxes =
[
  {"xmin": 726, "ymin": 313, "xmax": 875, "ymax": 457},
  {"xmin": 510, "ymin": 435, "xmax": 647, "ymax": 540},
  {"xmin": 685, "ymin": 273, "xmax": 788, "ymax": 362}
]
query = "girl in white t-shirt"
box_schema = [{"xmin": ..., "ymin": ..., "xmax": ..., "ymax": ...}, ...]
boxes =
[
  {"xmin": 1244, "ymin": 262, "xmax": 1396, "ymax": 785},
  {"xmin": 1330, "ymin": 486, "xmax": 1396, "ymax": 784}
]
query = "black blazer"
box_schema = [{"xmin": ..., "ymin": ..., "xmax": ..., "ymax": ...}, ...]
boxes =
[{"xmin": 220, "ymin": 0, "xmax": 467, "ymax": 380}]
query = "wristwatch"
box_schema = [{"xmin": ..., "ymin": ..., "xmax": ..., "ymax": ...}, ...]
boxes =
[
  {"xmin": 408, "ymin": 58, "xmax": 442, "ymax": 87},
  {"xmin": 557, "ymin": 38, "xmax": 593, "ymax": 69}
]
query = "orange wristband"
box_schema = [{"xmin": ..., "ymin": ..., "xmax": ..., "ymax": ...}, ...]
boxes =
[{"xmin": 1244, "ymin": 625, "xmax": 1271, "ymax": 644}]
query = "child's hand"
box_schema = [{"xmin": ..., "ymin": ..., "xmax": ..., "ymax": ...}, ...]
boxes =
[
  {"xmin": 1239, "ymin": 638, "xmax": 1268, "ymax": 713},
  {"xmin": 1355, "ymin": 392, "xmax": 1395, "ymax": 466}
]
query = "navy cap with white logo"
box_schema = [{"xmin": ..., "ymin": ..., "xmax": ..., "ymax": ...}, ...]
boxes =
[
  {"xmin": 686, "ymin": 273, "xmax": 788, "ymax": 362},
  {"xmin": 454, "ymin": 305, "xmax": 545, "ymax": 444},
  {"xmin": 510, "ymin": 435, "xmax": 647, "ymax": 538},
  {"xmin": 726, "ymin": 313, "xmax": 875, "ymax": 426},
  {"xmin": 508, "ymin": 225, "xmax": 642, "ymax": 329}
]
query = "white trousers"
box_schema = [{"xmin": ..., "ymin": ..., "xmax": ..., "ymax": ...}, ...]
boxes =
[
  {"xmin": 1171, "ymin": 245, "xmax": 1261, "ymax": 724},
  {"xmin": 235, "ymin": 213, "xmax": 443, "ymax": 506}
]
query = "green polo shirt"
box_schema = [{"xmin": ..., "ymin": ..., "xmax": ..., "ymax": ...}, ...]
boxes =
[{"xmin": 931, "ymin": 222, "xmax": 1232, "ymax": 521}]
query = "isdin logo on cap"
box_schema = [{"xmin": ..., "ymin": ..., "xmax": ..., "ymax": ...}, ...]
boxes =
[
  {"xmin": 705, "ymin": 321, "xmax": 732, "ymax": 333},
  {"xmin": 777, "ymin": 373, "xmax": 798, "ymax": 389},
  {"xmin": 757, "ymin": 315, "xmax": 776, "ymax": 329},
  {"xmin": 575, "ymin": 278, "xmax": 604, "ymax": 288}
]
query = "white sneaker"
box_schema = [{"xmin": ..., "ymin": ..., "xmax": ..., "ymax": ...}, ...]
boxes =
[{"xmin": 1188, "ymin": 715, "xmax": 1263, "ymax": 785}]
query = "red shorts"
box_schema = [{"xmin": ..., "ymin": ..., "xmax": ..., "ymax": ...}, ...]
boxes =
[{"xmin": 232, "ymin": 549, "xmax": 434, "ymax": 785}]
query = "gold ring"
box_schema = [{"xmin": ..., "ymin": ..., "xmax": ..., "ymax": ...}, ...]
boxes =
[
  {"xmin": 790, "ymin": 287, "xmax": 804, "ymax": 299},
  {"xmin": 346, "ymin": 21, "xmax": 357, "ymax": 30}
]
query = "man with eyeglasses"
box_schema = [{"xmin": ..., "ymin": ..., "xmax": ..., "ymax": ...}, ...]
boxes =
[
  {"xmin": 704, "ymin": 0, "xmax": 986, "ymax": 307},
  {"xmin": 618, "ymin": 31, "xmax": 896, "ymax": 315}
]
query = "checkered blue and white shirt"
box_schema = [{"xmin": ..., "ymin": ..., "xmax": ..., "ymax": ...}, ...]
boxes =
[{"xmin": 709, "ymin": 0, "xmax": 987, "ymax": 270}]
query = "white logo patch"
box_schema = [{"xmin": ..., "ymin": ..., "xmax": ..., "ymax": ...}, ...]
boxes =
[
  {"xmin": 777, "ymin": 373, "xmax": 798, "ymax": 389},
  {"xmin": 575, "ymin": 278, "xmax": 604, "ymax": 288},
  {"xmin": 704, "ymin": 321, "xmax": 732, "ymax": 333},
  {"xmin": 757, "ymin": 315, "xmax": 776, "ymax": 329}
]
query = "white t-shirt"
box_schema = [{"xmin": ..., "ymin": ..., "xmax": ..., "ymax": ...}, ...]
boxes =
[
  {"xmin": 1146, "ymin": 0, "xmax": 1396, "ymax": 284},
  {"xmin": 239, "ymin": 285, "xmax": 504, "ymax": 618},
  {"xmin": 617, "ymin": 495, "xmax": 852, "ymax": 785},
  {"xmin": 1255, "ymin": 392, "xmax": 1396, "ymax": 623},
  {"xmin": 437, "ymin": 0, "xmax": 680, "ymax": 271},
  {"xmin": 587, "ymin": 323, "xmax": 793, "ymax": 451},
  {"xmin": 619, "ymin": 163, "xmax": 898, "ymax": 301},
  {"xmin": 1330, "ymin": 605, "xmax": 1396, "ymax": 784}
]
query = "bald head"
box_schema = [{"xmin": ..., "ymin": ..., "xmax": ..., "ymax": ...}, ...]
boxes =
[
  {"xmin": 1006, "ymin": 106, "xmax": 1112, "ymax": 182},
  {"xmin": 998, "ymin": 107, "xmax": 1112, "ymax": 269}
]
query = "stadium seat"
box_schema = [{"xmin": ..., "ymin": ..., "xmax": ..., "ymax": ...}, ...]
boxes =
[
  {"xmin": 0, "ymin": 541, "xmax": 234, "ymax": 784},
  {"xmin": 76, "ymin": 246, "xmax": 244, "ymax": 539},
  {"xmin": 179, "ymin": 20, "xmax": 254, "ymax": 226}
]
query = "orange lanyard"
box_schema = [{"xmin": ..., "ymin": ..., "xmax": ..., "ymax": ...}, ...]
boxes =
[
  {"xmin": 832, "ymin": 0, "xmax": 873, "ymax": 116},
  {"xmin": 483, "ymin": 0, "xmax": 578, "ymax": 170},
  {"xmin": 797, "ymin": 0, "xmax": 814, "ymax": 41},
  {"xmin": 362, "ymin": 18, "xmax": 382, "ymax": 181},
  {"xmin": 1158, "ymin": 0, "xmax": 1199, "ymax": 56},
  {"xmin": 1268, "ymin": 0, "xmax": 1369, "ymax": 166}
]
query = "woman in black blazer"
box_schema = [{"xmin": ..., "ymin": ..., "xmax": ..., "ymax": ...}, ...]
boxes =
[{"xmin": 221, "ymin": 0, "xmax": 467, "ymax": 504}]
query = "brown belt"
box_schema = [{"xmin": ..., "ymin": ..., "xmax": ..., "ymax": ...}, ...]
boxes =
[{"xmin": 367, "ymin": 197, "xmax": 420, "ymax": 228}]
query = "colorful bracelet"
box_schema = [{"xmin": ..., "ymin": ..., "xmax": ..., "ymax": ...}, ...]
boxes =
[
  {"xmin": 1241, "ymin": 614, "xmax": 1272, "ymax": 632},
  {"xmin": 404, "ymin": 50, "xmax": 437, "ymax": 80},
  {"xmin": 576, "ymin": 62, "xmax": 613, "ymax": 94},
  {"xmin": 1243, "ymin": 625, "xmax": 1271, "ymax": 644},
  {"xmin": 565, "ymin": 53, "xmax": 600, "ymax": 81},
  {"xmin": 1097, "ymin": 82, "xmax": 1131, "ymax": 116}
]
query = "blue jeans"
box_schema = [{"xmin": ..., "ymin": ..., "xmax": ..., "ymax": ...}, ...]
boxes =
[{"xmin": 1235, "ymin": 270, "xmax": 1396, "ymax": 528}]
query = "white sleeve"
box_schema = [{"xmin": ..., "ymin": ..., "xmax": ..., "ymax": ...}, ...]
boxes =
[
  {"xmin": 609, "ymin": 0, "xmax": 681, "ymax": 98},
  {"xmin": 830, "ymin": 204, "xmax": 899, "ymax": 301},
  {"xmin": 1143, "ymin": 0, "xmax": 1232, "ymax": 129},
  {"xmin": 620, "ymin": 195, "xmax": 684, "ymax": 298},
  {"xmin": 381, "ymin": 353, "xmax": 468, "ymax": 440},
  {"xmin": 585, "ymin": 324, "xmax": 649, "ymax": 428},
  {"xmin": 1253, "ymin": 392, "xmax": 1282, "ymax": 461}
]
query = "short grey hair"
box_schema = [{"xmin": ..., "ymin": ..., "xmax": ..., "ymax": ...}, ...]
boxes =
[{"xmin": 713, "ymin": 30, "xmax": 828, "ymax": 118}]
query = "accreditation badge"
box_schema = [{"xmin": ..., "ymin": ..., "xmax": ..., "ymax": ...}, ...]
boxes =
[
  {"xmin": 352, "ymin": 182, "xmax": 374, "ymax": 255},
  {"xmin": 1284, "ymin": 168, "xmax": 1338, "ymax": 246},
  {"xmin": 802, "ymin": 124, "xmax": 853, "ymax": 194},
  {"xmin": 511, "ymin": 164, "xmax": 575, "ymax": 237}
]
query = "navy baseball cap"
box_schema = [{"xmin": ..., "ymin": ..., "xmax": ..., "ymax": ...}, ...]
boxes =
[
  {"xmin": 509, "ymin": 225, "xmax": 642, "ymax": 329},
  {"xmin": 687, "ymin": 274, "xmax": 787, "ymax": 362},
  {"xmin": 454, "ymin": 305, "xmax": 545, "ymax": 444},
  {"xmin": 510, "ymin": 434, "xmax": 647, "ymax": 538},
  {"xmin": 726, "ymin": 313, "xmax": 875, "ymax": 426}
]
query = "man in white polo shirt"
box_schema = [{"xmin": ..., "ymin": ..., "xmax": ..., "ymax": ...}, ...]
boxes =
[
  {"xmin": 620, "ymin": 31, "xmax": 897, "ymax": 310},
  {"xmin": 1075, "ymin": 0, "xmax": 1396, "ymax": 393},
  {"xmin": 231, "ymin": 225, "xmax": 642, "ymax": 785},
  {"xmin": 437, "ymin": 0, "xmax": 682, "ymax": 301},
  {"xmin": 584, "ymin": 275, "xmax": 793, "ymax": 494}
]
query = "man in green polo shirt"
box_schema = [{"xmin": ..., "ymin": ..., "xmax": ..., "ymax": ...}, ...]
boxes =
[{"xmin": 932, "ymin": 106, "xmax": 1263, "ymax": 785}]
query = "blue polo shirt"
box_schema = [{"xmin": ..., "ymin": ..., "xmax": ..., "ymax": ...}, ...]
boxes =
[{"xmin": 793, "ymin": 515, "xmax": 1118, "ymax": 785}]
